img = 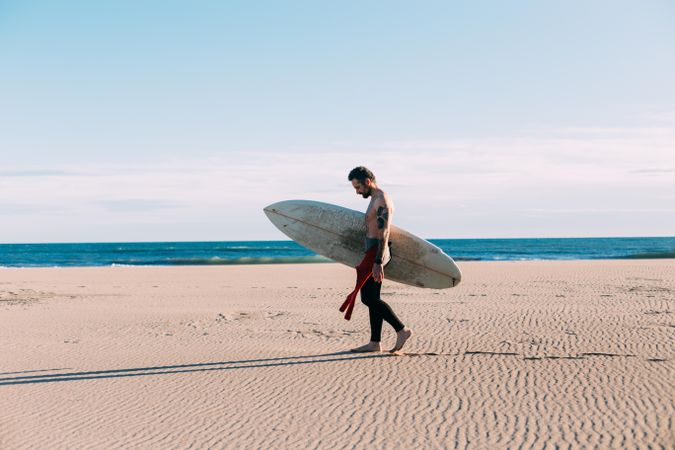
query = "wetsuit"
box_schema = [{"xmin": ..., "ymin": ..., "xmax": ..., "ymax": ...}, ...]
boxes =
[{"xmin": 360, "ymin": 238, "xmax": 404, "ymax": 342}]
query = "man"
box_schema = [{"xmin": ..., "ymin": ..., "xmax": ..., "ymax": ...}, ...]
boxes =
[{"xmin": 348, "ymin": 166, "xmax": 412, "ymax": 353}]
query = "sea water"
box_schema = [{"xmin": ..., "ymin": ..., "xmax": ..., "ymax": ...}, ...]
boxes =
[{"xmin": 0, "ymin": 237, "xmax": 673, "ymax": 268}]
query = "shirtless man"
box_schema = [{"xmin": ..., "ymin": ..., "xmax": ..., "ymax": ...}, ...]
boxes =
[{"xmin": 348, "ymin": 166, "xmax": 412, "ymax": 353}]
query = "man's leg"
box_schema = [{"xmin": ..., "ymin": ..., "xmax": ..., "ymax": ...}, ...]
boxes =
[
  {"xmin": 364, "ymin": 277, "xmax": 404, "ymax": 334},
  {"xmin": 362, "ymin": 278, "xmax": 412, "ymax": 353},
  {"xmin": 351, "ymin": 277, "xmax": 412, "ymax": 352},
  {"xmin": 350, "ymin": 277, "xmax": 383, "ymax": 352},
  {"xmin": 362, "ymin": 277, "xmax": 385, "ymax": 342}
]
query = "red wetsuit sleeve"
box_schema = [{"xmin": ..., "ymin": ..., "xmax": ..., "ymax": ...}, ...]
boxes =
[{"xmin": 339, "ymin": 245, "xmax": 378, "ymax": 320}]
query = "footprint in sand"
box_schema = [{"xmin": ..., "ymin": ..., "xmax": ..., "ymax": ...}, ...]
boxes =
[
  {"xmin": 216, "ymin": 311, "xmax": 266, "ymax": 323},
  {"xmin": 265, "ymin": 311, "xmax": 288, "ymax": 319},
  {"xmin": 643, "ymin": 309, "xmax": 671, "ymax": 315}
]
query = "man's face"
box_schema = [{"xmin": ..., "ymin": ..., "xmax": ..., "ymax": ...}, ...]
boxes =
[{"xmin": 351, "ymin": 179, "xmax": 372, "ymax": 198}]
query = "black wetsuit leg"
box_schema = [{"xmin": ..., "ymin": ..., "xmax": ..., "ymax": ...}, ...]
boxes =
[{"xmin": 360, "ymin": 277, "xmax": 404, "ymax": 342}]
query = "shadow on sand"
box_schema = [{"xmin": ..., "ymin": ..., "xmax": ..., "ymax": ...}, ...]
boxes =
[{"xmin": 0, "ymin": 352, "xmax": 393, "ymax": 386}]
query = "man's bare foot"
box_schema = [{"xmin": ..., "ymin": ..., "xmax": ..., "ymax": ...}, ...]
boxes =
[
  {"xmin": 390, "ymin": 328, "xmax": 412, "ymax": 353},
  {"xmin": 350, "ymin": 341, "xmax": 382, "ymax": 353}
]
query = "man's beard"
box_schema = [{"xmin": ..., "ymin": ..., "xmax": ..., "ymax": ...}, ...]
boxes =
[{"xmin": 361, "ymin": 188, "xmax": 371, "ymax": 198}]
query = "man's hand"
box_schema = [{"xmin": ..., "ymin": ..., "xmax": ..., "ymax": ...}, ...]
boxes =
[{"xmin": 372, "ymin": 263, "xmax": 384, "ymax": 283}]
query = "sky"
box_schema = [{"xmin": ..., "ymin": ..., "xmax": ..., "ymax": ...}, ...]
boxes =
[{"xmin": 1, "ymin": 0, "xmax": 674, "ymax": 243}]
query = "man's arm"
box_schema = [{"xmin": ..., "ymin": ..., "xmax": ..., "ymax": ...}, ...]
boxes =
[
  {"xmin": 372, "ymin": 197, "xmax": 392, "ymax": 281},
  {"xmin": 375, "ymin": 203, "xmax": 390, "ymax": 262}
]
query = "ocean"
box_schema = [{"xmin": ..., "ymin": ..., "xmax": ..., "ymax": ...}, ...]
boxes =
[{"xmin": 0, "ymin": 237, "xmax": 674, "ymax": 268}]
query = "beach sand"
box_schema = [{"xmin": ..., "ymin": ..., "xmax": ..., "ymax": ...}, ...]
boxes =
[{"xmin": 1, "ymin": 260, "xmax": 673, "ymax": 449}]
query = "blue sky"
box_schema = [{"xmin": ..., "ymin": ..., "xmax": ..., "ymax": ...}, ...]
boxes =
[{"xmin": 1, "ymin": 1, "xmax": 674, "ymax": 242}]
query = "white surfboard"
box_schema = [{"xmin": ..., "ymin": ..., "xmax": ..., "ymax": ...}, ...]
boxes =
[{"xmin": 263, "ymin": 200, "xmax": 461, "ymax": 288}]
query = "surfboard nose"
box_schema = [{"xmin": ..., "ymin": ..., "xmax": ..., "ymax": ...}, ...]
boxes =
[
  {"xmin": 264, "ymin": 200, "xmax": 312, "ymax": 217},
  {"xmin": 263, "ymin": 201, "xmax": 284, "ymax": 215},
  {"xmin": 263, "ymin": 200, "xmax": 288, "ymax": 217}
]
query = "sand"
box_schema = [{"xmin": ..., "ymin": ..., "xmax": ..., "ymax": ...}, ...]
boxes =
[{"xmin": 0, "ymin": 260, "xmax": 673, "ymax": 449}]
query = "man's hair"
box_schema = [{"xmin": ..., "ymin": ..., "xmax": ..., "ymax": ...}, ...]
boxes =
[{"xmin": 348, "ymin": 166, "xmax": 376, "ymax": 183}]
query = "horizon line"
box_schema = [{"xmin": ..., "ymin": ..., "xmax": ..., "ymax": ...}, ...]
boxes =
[{"xmin": 2, "ymin": 235, "xmax": 674, "ymax": 246}]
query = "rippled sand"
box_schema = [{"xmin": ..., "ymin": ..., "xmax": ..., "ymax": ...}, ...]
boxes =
[{"xmin": 1, "ymin": 260, "xmax": 673, "ymax": 449}]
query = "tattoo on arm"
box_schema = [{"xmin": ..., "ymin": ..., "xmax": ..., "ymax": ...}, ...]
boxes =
[
  {"xmin": 376, "ymin": 206, "xmax": 389, "ymax": 230},
  {"xmin": 375, "ymin": 206, "xmax": 390, "ymax": 263}
]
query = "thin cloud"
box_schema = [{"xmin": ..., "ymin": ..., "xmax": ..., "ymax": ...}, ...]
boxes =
[
  {"xmin": 0, "ymin": 203, "xmax": 36, "ymax": 215},
  {"xmin": 647, "ymin": 111, "xmax": 675, "ymax": 122},
  {"xmin": 0, "ymin": 169, "xmax": 79, "ymax": 177},
  {"xmin": 0, "ymin": 203, "xmax": 69, "ymax": 215},
  {"xmin": 97, "ymin": 200, "xmax": 185, "ymax": 212},
  {"xmin": 2, "ymin": 123, "xmax": 674, "ymax": 241},
  {"xmin": 628, "ymin": 168, "xmax": 675, "ymax": 174},
  {"xmin": 523, "ymin": 208, "xmax": 675, "ymax": 214}
]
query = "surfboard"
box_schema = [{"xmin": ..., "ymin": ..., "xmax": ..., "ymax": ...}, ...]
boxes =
[{"xmin": 263, "ymin": 200, "xmax": 461, "ymax": 288}]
